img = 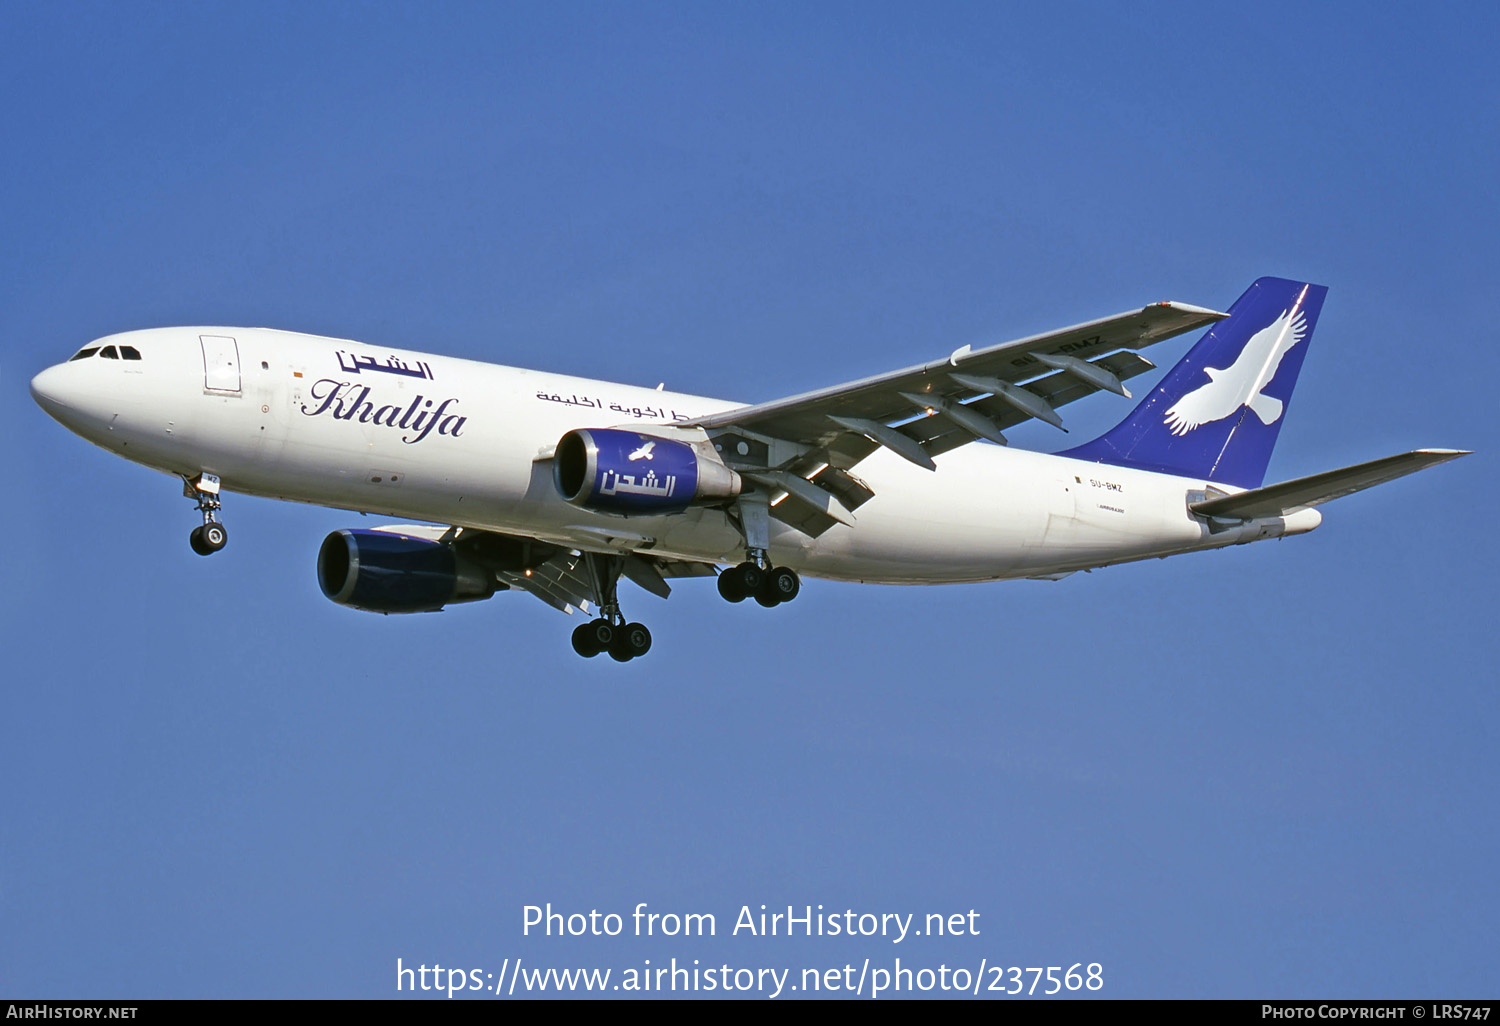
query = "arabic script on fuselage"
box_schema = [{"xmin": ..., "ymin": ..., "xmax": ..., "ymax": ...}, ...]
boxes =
[
  {"xmin": 334, "ymin": 350, "xmax": 436, "ymax": 380},
  {"xmin": 534, "ymin": 391, "xmax": 693, "ymax": 422}
]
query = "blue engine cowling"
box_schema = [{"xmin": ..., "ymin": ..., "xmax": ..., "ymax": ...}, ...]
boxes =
[
  {"xmin": 317, "ymin": 529, "xmax": 498, "ymax": 614},
  {"xmin": 553, "ymin": 428, "xmax": 741, "ymax": 514}
]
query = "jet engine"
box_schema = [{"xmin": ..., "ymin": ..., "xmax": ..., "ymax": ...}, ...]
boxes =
[
  {"xmin": 553, "ymin": 428, "xmax": 741, "ymax": 514},
  {"xmin": 317, "ymin": 529, "xmax": 498, "ymax": 614}
]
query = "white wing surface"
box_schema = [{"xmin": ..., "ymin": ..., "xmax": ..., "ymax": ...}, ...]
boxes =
[{"xmin": 682, "ymin": 301, "xmax": 1227, "ymax": 537}]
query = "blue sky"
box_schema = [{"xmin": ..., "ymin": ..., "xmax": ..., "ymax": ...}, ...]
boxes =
[{"xmin": 3, "ymin": 1, "xmax": 1496, "ymax": 999}]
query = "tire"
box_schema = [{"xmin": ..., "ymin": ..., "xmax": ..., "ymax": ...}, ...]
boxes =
[
  {"xmin": 189, "ymin": 526, "xmax": 212, "ymax": 556},
  {"xmin": 717, "ymin": 568, "xmax": 747, "ymax": 603},
  {"xmin": 622, "ymin": 622, "xmax": 652, "ymax": 658},
  {"xmin": 585, "ymin": 619, "xmax": 614, "ymax": 651},
  {"xmin": 769, "ymin": 566, "xmax": 800, "ymax": 603},
  {"xmin": 608, "ymin": 622, "xmax": 651, "ymax": 662},
  {"xmin": 571, "ymin": 621, "xmax": 602, "ymax": 657},
  {"xmin": 736, "ymin": 562, "xmax": 765, "ymax": 594},
  {"xmin": 202, "ymin": 522, "xmax": 228, "ymax": 552}
]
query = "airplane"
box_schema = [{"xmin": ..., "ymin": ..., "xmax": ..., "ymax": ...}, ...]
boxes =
[{"xmin": 29, "ymin": 276, "xmax": 1467, "ymax": 662}]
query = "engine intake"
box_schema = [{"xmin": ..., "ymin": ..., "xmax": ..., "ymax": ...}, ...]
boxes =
[
  {"xmin": 317, "ymin": 529, "xmax": 497, "ymax": 614},
  {"xmin": 553, "ymin": 428, "xmax": 740, "ymax": 514}
]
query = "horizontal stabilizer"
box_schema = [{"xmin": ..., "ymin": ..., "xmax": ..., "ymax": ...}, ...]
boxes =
[{"xmin": 1190, "ymin": 449, "xmax": 1470, "ymax": 520}]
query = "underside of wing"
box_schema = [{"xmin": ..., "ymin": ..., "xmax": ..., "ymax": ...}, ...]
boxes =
[
  {"xmin": 495, "ymin": 549, "xmax": 595, "ymax": 614},
  {"xmin": 452, "ymin": 527, "xmax": 715, "ymax": 615}
]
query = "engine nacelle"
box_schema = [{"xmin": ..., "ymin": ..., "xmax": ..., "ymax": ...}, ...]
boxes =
[
  {"xmin": 317, "ymin": 529, "xmax": 497, "ymax": 614},
  {"xmin": 553, "ymin": 428, "xmax": 741, "ymax": 514}
]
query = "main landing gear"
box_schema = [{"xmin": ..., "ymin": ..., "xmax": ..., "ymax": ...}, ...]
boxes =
[
  {"xmin": 571, "ymin": 552, "xmax": 652, "ymax": 662},
  {"xmin": 719, "ymin": 492, "xmax": 801, "ymax": 608},
  {"xmin": 717, "ymin": 558, "xmax": 800, "ymax": 607},
  {"xmin": 184, "ymin": 473, "xmax": 228, "ymax": 556}
]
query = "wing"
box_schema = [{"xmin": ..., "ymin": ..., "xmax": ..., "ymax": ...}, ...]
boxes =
[
  {"xmin": 1188, "ymin": 449, "xmax": 1470, "ymax": 520},
  {"xmin": 453, "ymin": 527, "xmax": 714, "ymax": 616},
  {"xmin": 368, "ymin": 523, "xmax": 715, "ymax": 617},
  {"xmin": 682, "ymin": 300, "xmax": 1227, "ymax": 537}
]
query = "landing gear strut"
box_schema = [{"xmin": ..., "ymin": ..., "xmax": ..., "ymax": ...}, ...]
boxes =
[
  {"xmin": 570, "ymin": 552, "xmax": 652, "ymax": 661},
  {"xmin": 718, "ymin": 492, "xmax": 801, "ymax": 607},
  {"xmin": 184, "ymin": 473, "xmax": 227, "ymax": 556}
]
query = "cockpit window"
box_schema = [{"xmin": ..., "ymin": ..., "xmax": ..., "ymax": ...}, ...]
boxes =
[
  {"xmin": 100, "ymin": 346, "xmax": 119, "ymax": 359},
  {"xmin": 120, "ymin": 346, "xmax": 142, "ymax": 361},
  {"xmin": 69, "ymin": 347, "xmax": 99, "ymax": 361}
]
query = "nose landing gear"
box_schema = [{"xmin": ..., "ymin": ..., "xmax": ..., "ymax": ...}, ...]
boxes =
[{"xmin": 184, "ymin": 473, "xmax": 227, "ymax": 555}]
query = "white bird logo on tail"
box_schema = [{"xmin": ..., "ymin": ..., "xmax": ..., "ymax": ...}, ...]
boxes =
[{"xmin": 1163, "ymin": 301, "xmax": 1309, "ymax": 436}]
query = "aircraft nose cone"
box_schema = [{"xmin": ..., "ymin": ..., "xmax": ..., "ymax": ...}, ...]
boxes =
[{"xmin": 29, "ymin": 363, "xmax": 73, "ymax": 415}]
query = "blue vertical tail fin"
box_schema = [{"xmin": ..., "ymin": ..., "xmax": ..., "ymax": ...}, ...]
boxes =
[{"xmin": 1061, "ymin": 276, "xmax": 1328, "ymax": 489}]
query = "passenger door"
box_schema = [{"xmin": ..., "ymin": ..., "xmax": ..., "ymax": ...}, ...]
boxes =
[{"xmin": 200, "ymin": 335, "xmax": 242, "ymax": 396}]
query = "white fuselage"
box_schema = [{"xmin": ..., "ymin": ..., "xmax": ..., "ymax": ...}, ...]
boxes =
[{"xmin": 30, "ymin": 326, "xmax": 1320, "ymax": 583}]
